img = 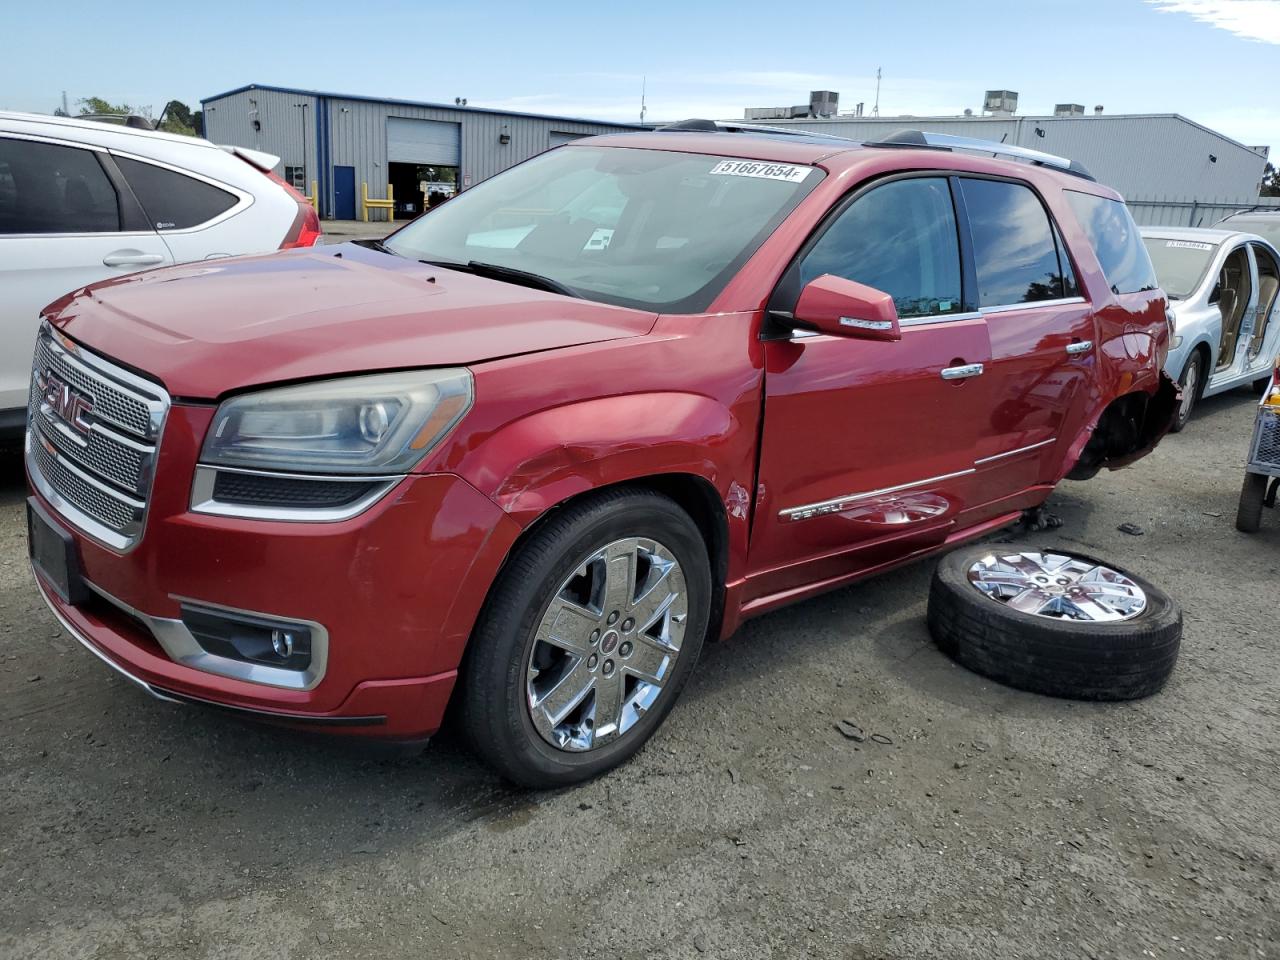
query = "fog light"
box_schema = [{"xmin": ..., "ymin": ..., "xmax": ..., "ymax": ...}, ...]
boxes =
[
  {"xmin": 182, "ymin": 604, "xmax": 313, "ymax": 672},
  {"xmin": 271, "ymin": 629, "xmax": 295, "ymax": 658}
]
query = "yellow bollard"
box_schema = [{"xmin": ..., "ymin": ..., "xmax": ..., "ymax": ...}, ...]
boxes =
[{"xmin": 362, "ymin": 182, "xmax": 395, "ymax": 223}]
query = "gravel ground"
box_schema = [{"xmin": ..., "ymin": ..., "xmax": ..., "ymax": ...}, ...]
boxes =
[{"xmin": 1, "ymin": 388, "xmax": 1277, "ymax": 960}]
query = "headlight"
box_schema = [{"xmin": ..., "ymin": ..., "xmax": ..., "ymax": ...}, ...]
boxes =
[{"xmin": 201, "ymin": 369, "xmax": 473, "ymax": 474}]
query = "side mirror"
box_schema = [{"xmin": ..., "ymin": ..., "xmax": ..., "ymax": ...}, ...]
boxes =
[{"xmin": 792, "ymin": 274, "xmax": 901, "ymax": 341}]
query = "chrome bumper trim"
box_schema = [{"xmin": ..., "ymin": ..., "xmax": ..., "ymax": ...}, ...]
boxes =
[{"xmin": 33, "ymin": 573, "xmax": 178, "ymax": 703}]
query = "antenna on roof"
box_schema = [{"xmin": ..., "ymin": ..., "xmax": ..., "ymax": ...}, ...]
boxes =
[
  {"xmin": 872, "ymin": 67, "xmax": 881, "ymax": 118},
  {"xmin": 640, "ymin": 76, "xmax": 647, "ymax": 125}
]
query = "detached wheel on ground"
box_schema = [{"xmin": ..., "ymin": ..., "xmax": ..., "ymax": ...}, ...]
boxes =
[
  {"xmin": 1169, "ymin": 352, "xmax": 1204, "ymax": 432},
  {"xmin": 1236, "ymin": 471, "xmax": 1269, "ymax": 533},
  {"xmin": 462, "ymin": 488, "xmax": 711, "ymax": 788},
  {"xmin": 927, "ymin": 546, "xmax": 1181, "ymax": 701}
]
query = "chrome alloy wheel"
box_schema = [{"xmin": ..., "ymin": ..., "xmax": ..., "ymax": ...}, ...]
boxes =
[
  {"xmin": 967, "ymin": 551, "xmax": 1147, "ymax": 622},
  {"xmin": 526, "ymin": 537, "xmax": 689, "ymax": 752},
  {"xmin": 1179, "ymin": 358, "xmax": 1200, "ymax": 422}
]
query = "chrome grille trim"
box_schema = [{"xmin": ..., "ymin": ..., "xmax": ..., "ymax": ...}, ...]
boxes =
[{"xmin": 27, "ymin": 325, "xmax": 169, "ymax": 551}]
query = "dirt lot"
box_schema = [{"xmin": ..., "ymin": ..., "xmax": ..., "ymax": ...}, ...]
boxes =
[{"xmin": 1, "ymin": 388, "xmax": 1277, "ymax": 960}]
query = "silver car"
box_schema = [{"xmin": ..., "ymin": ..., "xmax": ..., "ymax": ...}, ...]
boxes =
[{"xmin": 1141, "ymin": 226, "xmax": 1280, "ymax": 431}]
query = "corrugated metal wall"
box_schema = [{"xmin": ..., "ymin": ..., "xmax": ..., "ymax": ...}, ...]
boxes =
[
  {"xmin": 202, "ymin": 88, "xmax": 318, "ymax": 192},
  {"xmin": 765, "ymin": 114, "xmax": 1269, "ymax": 222},
  {"xmin": 204, "ymin": 88, "xmax": 634, "ymax": 219}
]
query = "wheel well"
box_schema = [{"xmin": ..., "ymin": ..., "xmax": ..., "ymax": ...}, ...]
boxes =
[
  {"xmin": 1066, "ymin": 388, "xmax": 1171, "ymax": 481},
  {"xmin": 495, "ymin": 474, "xmax": 731, "ymax": 641}
]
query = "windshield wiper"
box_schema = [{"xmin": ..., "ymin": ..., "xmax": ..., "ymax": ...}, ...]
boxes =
[
  {"xmin": 420, "ymin": 259, "xmax": 580, "ymax": 298},
  {"xmin": 352, "ymin": 238, "xmax": 398, "ymax": 256}
]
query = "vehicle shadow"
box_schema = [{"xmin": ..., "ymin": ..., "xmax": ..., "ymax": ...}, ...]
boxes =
[{"xmin": 0, "ymin": 443, "xmax": 25, "ymax": 506}]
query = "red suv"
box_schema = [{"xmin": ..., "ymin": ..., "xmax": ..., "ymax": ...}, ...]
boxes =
[{"xmin": 26, "ymin": 126, "xmax": 1175, "ymax": 786}]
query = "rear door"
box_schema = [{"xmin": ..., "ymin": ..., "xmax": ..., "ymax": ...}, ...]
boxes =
[
  {"xmin": 0, "ymin": 134, "xmax": 172, "ymax": 412},
  {"xmin": 748, "ymin": 175, "xmax": 993, "ymax": 600},
  {"xmin": 957, "ymin": 176, "xmax": 1095, "ymax": 496}
]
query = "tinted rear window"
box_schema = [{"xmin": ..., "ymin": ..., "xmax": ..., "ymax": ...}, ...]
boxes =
[
  {"xmin": 115, "ymin": 156, "xmax": 238, "ymax": 230},
  {"xmin": 960, "ymin": 178, "xmax": 1074, "ymax": 306},
  {"xmin": 1065, "ymin": 191, "xmax": 1158, "ymax": 295}
]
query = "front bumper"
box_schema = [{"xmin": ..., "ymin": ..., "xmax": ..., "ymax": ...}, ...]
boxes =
[{"xmin": 29, "ymin": 403, "xmax": 523, "ymax": 739}]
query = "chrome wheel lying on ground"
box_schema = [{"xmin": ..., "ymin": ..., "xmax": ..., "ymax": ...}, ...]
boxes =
[
  {"xmin": 928, "ymin": 545, "xmax": 1181, "ymax": 701},
  {"xmin": 463, "ymin": 489, "xmax": 710, "ymax": 788}
]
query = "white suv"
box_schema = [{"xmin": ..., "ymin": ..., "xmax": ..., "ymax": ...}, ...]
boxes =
[{"xmin": 0, "ymin": 111, "xmax": 322, "ymax": 433}]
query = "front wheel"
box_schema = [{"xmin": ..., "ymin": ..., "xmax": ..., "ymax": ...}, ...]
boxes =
[
  {"xmin": 462, "ymin": 488, "xmax": 711, "ymax": 788},
  {"xmin": 1236, "ymin": 471, "xmax": 1268, "ymax": 533},
  {"xmin": 1170, "ymin": 353, "xmax": 1203, "ymax": 433}
]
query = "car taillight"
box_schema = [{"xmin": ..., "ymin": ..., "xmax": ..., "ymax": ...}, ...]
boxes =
[{"xmin": 262, "ymin": 169, "xmax": 323, "ymax": 249}]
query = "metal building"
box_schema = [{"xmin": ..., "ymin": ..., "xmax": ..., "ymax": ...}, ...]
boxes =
[
  {"xmin": 201, "ymin": 83, "xmax": 643, "ymax": 220},
  {"xmin": 740, "ymin": 113, "xmax": 1274, "ymax": 226}
]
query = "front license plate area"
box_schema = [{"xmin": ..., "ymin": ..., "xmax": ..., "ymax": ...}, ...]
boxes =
[{"xmin": 27, "ymin": 498, "xmax": 87, "ymax": 605}]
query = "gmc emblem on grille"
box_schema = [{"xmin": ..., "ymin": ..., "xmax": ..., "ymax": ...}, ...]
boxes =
[{"xmin": 37, "ymin": 371, "xmax": 94, "ymax": 435}]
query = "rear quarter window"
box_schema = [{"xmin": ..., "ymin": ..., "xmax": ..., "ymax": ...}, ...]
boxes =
[
  {"xmin": 114, "ymin": 156, "xmax": 238, "ymax": 230},
  {"xmin": 1065, "ymin": 191, "xmax": 1158, "ymax": 296}
]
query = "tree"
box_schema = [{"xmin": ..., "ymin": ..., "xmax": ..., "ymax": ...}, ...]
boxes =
[
  {"xmin": 1263, "ymin": 163, "xmax": 1280, "ymax": 198},
  {"xmin": 157, "ymin": 99, "xmax": 197, "ymax": 137},
  {"xmin": 77, "ymin": 96, "xmax": 140, "ymax": 118}
]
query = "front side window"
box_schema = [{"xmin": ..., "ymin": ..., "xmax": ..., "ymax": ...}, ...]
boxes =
[
  {"xmin": 114, "ymin": 156, "xmax": 238, "ymax": 230},
  {"xmin": 284, "ymin": 165, "xmax": 307, "ymax": 193},
  {"xmin": 799, "ymin": 177, "xmax": 963, "ymax": 319},
  {"xmin": 384, "ymin": 146, "xmax": 821, "ymax": 313},
  {"xmin": 960, "ymin": 178, "xmax": 1071, "ymax": 307},
  {"xmin": 0, "ymin": 138, "xmax": 120, "ymax": 234},
  {"xmin": 1066, "ymin": 191, "xmax": 1159, "ymax": 295}
]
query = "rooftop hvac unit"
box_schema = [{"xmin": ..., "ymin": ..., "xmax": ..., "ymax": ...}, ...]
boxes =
[
  {"xmin": 984, "ymin": 90, "xmax": 1018, "ymax": 115},
  {"xmin": 1054, "ymin": 103, "xmax": 1085, "ymax": 117},
  {"xmin": 809, "ymin": 90, "xmax": 839, "ymax": 118}
]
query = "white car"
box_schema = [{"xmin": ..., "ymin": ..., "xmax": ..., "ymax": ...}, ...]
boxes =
[
  {"xmin": 0, "ymin": 111, "xmax": 322, "ymax": 434},
  {"xmin": 1140, "ymin": 226, "xmax": 1280, "ymax": 431}
]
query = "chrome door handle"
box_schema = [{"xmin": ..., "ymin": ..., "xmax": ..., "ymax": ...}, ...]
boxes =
[
  {"xmin": 940, "ymin": 363, "xmax": 984, "ymax": 380},
  {"xmin": 1065, "ymin": 340, "xmax": 1093, "ymax": 356},
  {"xmin": 103, "ymin": 252, "xmax": 165, "ymax": 268}
]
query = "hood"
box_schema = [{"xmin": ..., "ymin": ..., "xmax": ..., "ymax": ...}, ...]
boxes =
[{"xmin": 48, "ymin": 243, "xmax": 658, "ymax": 398}]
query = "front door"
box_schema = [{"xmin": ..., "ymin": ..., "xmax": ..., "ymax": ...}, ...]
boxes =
[
  {"xmin": 0, "ymin": 136, "xmax": 173, "ymax": 412},
  {"xmin": 333, "ymin": 166, "xmax": 356, "ymax": 220},
  {"xmin": 748, "ymin": 175, "xmax": 994, "ymax": 601}
]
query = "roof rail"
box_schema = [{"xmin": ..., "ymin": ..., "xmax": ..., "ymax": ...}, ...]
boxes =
[
  {"xmin": 656, "ymin": 119, "xmax": 857, "ymax": 143},
  {"xmin": 868, "ymin": 129, "xmax": 1096, "ymax": 181},
  {"xmin": 79, "ymin": 113, "xmax": 157, "ymax": 130}
]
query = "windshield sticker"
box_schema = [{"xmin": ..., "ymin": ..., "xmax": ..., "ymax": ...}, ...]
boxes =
[
  {"xmin": 1165, "ymin": 240, "xmax": 1214, "ymax": 251},
  {"xmin": 709, "ymin": 160, "xmax": 811, "ymax": 183}
]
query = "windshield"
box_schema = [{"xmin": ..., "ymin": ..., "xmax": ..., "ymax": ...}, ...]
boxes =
[
  {"xmin": 1142, "ymin": 236, "xmax": 1220, "ymax": 299},
  {"xmin": 384, "ymin": 146, "xmax": 822, "ymax": 312}
]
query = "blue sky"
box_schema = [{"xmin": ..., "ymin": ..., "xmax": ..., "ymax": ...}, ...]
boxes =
[{"xmin": 3, "ymin": 0, "xmax": 1277, "ymax": 149}]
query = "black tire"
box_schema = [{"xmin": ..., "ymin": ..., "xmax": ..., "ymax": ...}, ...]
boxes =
[
  {"xmin": 1236, "ymin": 471, "xmax": 1268, "ymax": 533},
  {"xmin": 1169, "ymin": 352, "xmax": 1203, "ymax": 433},
  {"xmin": 927, "ymin": 546, "xmax": 1181, "ymax": 701},
  {"xmin": 462, "ymin": 488, "xmax": 711, "ymax": 788}
]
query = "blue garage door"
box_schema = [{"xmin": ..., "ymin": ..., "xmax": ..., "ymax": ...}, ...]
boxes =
[{"xmin": 387, "ymin": 118, "xmax": 461, "ymax": 166}]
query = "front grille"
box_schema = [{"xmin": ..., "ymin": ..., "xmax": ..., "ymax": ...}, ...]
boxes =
[
  {"xmin": 26, "ymin": 326, "xmax": 169, "ymax": 550},
  {"xmin": 1251, "ymin": 408, "xmax": 1280, "ymax": 471}
]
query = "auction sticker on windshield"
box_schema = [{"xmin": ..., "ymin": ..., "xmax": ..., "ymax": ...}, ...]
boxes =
[
  {"xmin": 1165, "ymin": 240, "xmax": 1214, "ymax": 251},
  {"xmin": 709, "ymin": 160, "xmax": 812, "ymax": 183}
]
